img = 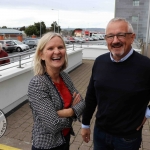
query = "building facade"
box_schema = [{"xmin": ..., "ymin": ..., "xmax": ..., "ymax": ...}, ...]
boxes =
[
  {"xmin": 115, "ymin": 0, "xmax": 150, "ymax": 42},
  {"xmin": 0, "ymin": 28, "xmax": 23, "ymax": 41}
]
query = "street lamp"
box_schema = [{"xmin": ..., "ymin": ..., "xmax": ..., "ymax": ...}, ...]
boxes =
[
  {"xmin": 52, "ymin": 9, "xmax": 59, "ymax": 33},
  {"xmin": 53, "ymin": 21, "xmax": 57, "ymax": 33},
  {"xmin": 40, "ymin": 21, "xmax": 41, "ymax": 37},
  {"xmin": 136, "ymin": 13, "xmax": 139, "ymax": 41}
]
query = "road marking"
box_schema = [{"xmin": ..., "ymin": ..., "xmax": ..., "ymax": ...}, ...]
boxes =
[{"xmin": 0, "ymin": 144, "xmax": 21, "ymax": 150}]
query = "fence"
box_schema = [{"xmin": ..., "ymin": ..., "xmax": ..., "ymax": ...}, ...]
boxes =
[{"xmin": 0, "ymin": 43, "xmax": 84, "ymax": 72}]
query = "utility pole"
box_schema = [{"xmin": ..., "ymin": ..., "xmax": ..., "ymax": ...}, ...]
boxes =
[
  {"xmin": 136, "ymin": 13, "xmax": 139, "ymax": 41},
  {"xmin": 40, "ymin": 21, "xmax": 41, "ymax": 37}
]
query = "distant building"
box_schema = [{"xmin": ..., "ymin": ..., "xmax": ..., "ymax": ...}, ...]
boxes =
[
  {"xmin": 115, "ymin": 0, "xmax": 150, "ymax": 42},
  {"xmin": 62, "ymin": 28, "xmax": 105, "ymax": 37},
  {"xmin": 0, "ymin": 28, "xmax": 23, "ymax": 41}
]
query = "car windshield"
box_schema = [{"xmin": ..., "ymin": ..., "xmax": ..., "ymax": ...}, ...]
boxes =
[{"xmin": 14, "ymin": 40, "xmax": 23, "ymax": 44}]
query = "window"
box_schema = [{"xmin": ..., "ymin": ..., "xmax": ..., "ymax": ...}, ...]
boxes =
[
  {"xmin": 132, "ymin": 16, "xmax": 138, "ymax": 22},
  {"xmin": 133, "ymin": 0, "xmax": 139, "ymax": 6}
]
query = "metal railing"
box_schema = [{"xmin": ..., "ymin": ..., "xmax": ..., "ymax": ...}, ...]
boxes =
[
  {"xmin": 0, "ymin": 49, "xmax": 35, "ymax": 71},
  {"xmin": 0, "ymin": 43, "xmax": 84, "ymax": 71},
  {"xmin": 0, "ymin": 41, "xmax": 108, "ymax": 72}
]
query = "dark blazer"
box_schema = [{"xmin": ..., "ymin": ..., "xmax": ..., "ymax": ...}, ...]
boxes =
[{"xmin": 28, "ymin": 71, "xmax": 85, "ymax": 149}]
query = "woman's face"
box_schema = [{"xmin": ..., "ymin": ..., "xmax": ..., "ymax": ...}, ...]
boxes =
[{"xmin": 41, "ymin": 36, "xmax": 66, "ymax": 72}]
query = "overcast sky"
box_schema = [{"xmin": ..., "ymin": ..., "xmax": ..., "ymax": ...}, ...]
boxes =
[{"xmin": 0, "ymin": 0, "xmax": 115, "ymax": 29}]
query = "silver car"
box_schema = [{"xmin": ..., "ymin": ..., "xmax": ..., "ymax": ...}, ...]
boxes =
[
  {"xmin": 12, "ymin": 40, "xmax": 30, "ymax": 52},
  {"xmin": 0, "ymin": 40, "xmax": 16, "ymax": 53}
]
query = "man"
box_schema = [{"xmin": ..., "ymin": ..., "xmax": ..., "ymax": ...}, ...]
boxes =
[
  {"xmin": 0, "ymin": 43, "xmax": 10, "ymax": 65},
  {"xmin": 81, "ymin": 18, "xmax": 150, "ymax": 150}
]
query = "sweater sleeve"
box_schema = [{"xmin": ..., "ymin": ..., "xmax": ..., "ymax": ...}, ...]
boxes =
[
  {"xmin": 82, "ymin": 61, "xmax": 97, "ymax": 125},
  {"xmin": 28, "ymin": 76, "xmax": 72, "ymax": 135}
]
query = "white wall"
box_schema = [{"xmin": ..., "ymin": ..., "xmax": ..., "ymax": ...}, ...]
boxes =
[
  {"xmin": 82, "ymin": 45, "xmax": 109, "ymax": 60},
  {"xmin": 0, "ymin": 48, "xmax": 83, "ymax": 114}
]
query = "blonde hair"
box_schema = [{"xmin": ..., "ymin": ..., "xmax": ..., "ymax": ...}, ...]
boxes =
[{"xmin": 33, "ymin": 32, "xmax": 68, "ymax": 75}]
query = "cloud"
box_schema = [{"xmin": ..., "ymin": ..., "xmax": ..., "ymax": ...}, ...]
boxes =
[{"xmin": 0, "ymin": 0, "xmax": 115, "ymax": 28}]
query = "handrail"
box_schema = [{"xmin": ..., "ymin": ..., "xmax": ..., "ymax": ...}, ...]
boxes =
[
  {"xmin": 0, "ymin": 41, "xmax": 141, "ymax": 72},
  {"xmin": 0, "ymin": 49, "xmax": 35, "ymax": 71},
  {"xmin": 0, "ymin": 44, "xmax": 84, "ymax": 72}
]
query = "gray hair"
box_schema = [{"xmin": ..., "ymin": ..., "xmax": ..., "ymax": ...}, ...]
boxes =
[
  {"xmin": 106, "ymin": 17, "xmax": 134, "ymax": 33},
  {"xmin": 33, "ymin": 32, "xmax": 68, "ymax": 75}
]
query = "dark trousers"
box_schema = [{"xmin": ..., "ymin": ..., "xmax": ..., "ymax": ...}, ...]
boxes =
[
  {"xmin": 32, "ymin": 133, "xmax": 70, "ymax": 150},
  {"xmin": 94, "ymin": 125, "xmax": 142, "ymax": 150}
]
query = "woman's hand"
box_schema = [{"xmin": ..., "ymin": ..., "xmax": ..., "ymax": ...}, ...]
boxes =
[
  {"xmin": 57, "ymin": 108, "xmax": 74, "ymax": 118},
  {"xmin": 72, "ymin": 92, "xmax": 81, "ymax": 106}
]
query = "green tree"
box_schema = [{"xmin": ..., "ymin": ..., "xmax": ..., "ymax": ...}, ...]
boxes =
[
  {"xmin": 34, "ymin": 21, "xmax": 46, "ymax": 36},
  {"xmin": 2, "ymin": 26, "xmax": 7, "ymax": 28},
  {"xmin": 50, "ymin": 21, "xmax": 61, "ymax": 33},
  {"xmin": 20, "ymin": 26, "xmax": 25, "ymax": 31},
  {"xmin": 25, "ymin": 25, "xmax": 38, "ymax": 36}
]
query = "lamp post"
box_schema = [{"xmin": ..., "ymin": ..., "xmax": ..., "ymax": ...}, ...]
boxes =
[
  {"xmin": 40, "ymin": 21, "xmax": 41, "ymax": 37},
  {"xmin": 52, "ymin": 9, "xmax": 59, "ymax": 33},
  {"xmin": 136, "ymin": 13, "xmax": 139, "ymax": 41},
  {"xmin": 53, "ymin": 21, "xmax": 57, "ymax": 33}
]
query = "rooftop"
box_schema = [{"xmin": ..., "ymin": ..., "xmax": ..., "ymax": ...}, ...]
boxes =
[
  {"xmin": 0, "ymin": 29, "xmax": 22, "ymax": 34},
  {"xmin": 0, "ymin": 59, "xmax": 150, "ymax": 150}
]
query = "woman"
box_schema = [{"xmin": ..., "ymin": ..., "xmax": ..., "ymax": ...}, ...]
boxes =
[{"xmin": 28, "ymin": 32, "xmax": 85, "ymax": 150}]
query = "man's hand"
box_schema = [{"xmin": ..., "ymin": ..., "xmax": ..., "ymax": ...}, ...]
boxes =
[
  {"xmin": 81, "ymin": 128, "xmax": 90, "ymax": 143},
  {"xmin": 137, "ymin": 117, "xmax": 147, "ymax": 130},
  {"xmin": 72, "ymin": 92, "xmax": 81, "ymax": 106}
]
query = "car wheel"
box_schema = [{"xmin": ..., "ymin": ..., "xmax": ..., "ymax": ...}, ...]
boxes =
[{"xmin": 17, "ymin": 47, "xmax": 22, "ymax": 52}]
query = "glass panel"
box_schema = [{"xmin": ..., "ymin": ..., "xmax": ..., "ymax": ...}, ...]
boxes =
[
  {"xmin": 132, "ymin": 16, "xmax": 138, "ymax": 22},
  {"xmin": 133, "ymin": 0, "xmax": 139, "ymax": 6}
]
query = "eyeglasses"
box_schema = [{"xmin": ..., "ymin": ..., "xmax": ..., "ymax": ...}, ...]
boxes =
[{"xmin": 105, "ymin": 33, "xmax": 133, "ymax": 41}]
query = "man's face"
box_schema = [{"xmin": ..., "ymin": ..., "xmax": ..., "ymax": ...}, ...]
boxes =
[{"xmin": 105, "ymin": 21, "xmax": 135, "ymax": 61}]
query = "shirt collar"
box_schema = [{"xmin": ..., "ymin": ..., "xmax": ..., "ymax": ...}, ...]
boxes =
[{"xmin": 110, "ymin": 48, "xmax": 133, "ymax": 62}]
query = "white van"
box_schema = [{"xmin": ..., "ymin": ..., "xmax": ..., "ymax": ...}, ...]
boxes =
[{"xmin": 92, "ymin": 34, "xmax": 104, "ymax": 40}]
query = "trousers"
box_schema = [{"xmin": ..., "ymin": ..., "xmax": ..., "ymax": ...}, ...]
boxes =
[
  {"xmin": 93, "ymin": 125, "xmax": 142, "ymax": 150},
  {"xmin": 32, "ymin": 133, "xmax": 70, "ymax": 150}
]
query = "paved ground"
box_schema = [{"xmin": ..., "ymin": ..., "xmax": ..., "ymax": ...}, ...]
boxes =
[{"xmin": 0, "ymin": 59, "xmax": 150, "ymax": 150}]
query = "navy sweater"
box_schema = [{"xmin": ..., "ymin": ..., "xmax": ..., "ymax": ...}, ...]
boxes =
[{"xmin": 82, "ymin": 51, "xmax": 150, "ymax": 138}]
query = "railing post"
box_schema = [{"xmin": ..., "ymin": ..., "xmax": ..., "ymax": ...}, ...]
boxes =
[
  {"xmin": 73, "ymin": 42, "xmax": 74, "ymax": 50},
  {"xmin": 18, "ymin": 55, "xmax": 22, "ymax": 68}
]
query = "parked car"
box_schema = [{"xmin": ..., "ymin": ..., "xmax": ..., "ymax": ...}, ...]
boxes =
[
  {"xmin": 91, "ymin": 36, "xmax": 99, "ymax": 41},
  {"xmin": 12, "ymin": 40, "xmax": 30, "ymax": 52},
  {"xmin": 23, "ymin": 39, "xmax": 39, "ymax": 48},
  {"xmin": 22, "ymin": 38, "xmax": 39, "ymax": 48},
  {"xmin": 0, "ymin": 40, "xmax": 16, "ymax": 53},
  {"xmin": 67, "ymin": 37, "xmax": 76, "ymax": 43},
  {"xmin": 63, "ymin": 37, "xmax": 70, "ymax": 44},
  {"xmin": 74, "ymin": 37, "xmax": 86, "ymax": 43}
]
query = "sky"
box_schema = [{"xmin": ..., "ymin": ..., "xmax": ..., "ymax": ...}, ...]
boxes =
[{"xmin": 0, "ymin": 0, "xmax": 115, "ymax": 29}]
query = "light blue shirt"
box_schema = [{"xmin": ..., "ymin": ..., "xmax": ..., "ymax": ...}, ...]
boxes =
[{"xmin": 82, "ymin": 49, "xmax": 150, "ymax": 129}]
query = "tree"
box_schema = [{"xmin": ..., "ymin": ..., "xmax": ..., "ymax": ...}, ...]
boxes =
[
  {"xmin": 34, "ymin": 21, "xmax": 46, "ymax": 36},
  {"xmin": 25, "ymin": 25, "xmax": 38, "ymax": 36},
  {"xmin": 50, "ymin": 21, "xmax": 61, "ymax": 33},
  {"xmin": 2, "ymin": 26, "xmax": 7, "ymax": 28},
  {"xmin": 20, "ymin": 26, "xmax": 25, "ymax": 31}
]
